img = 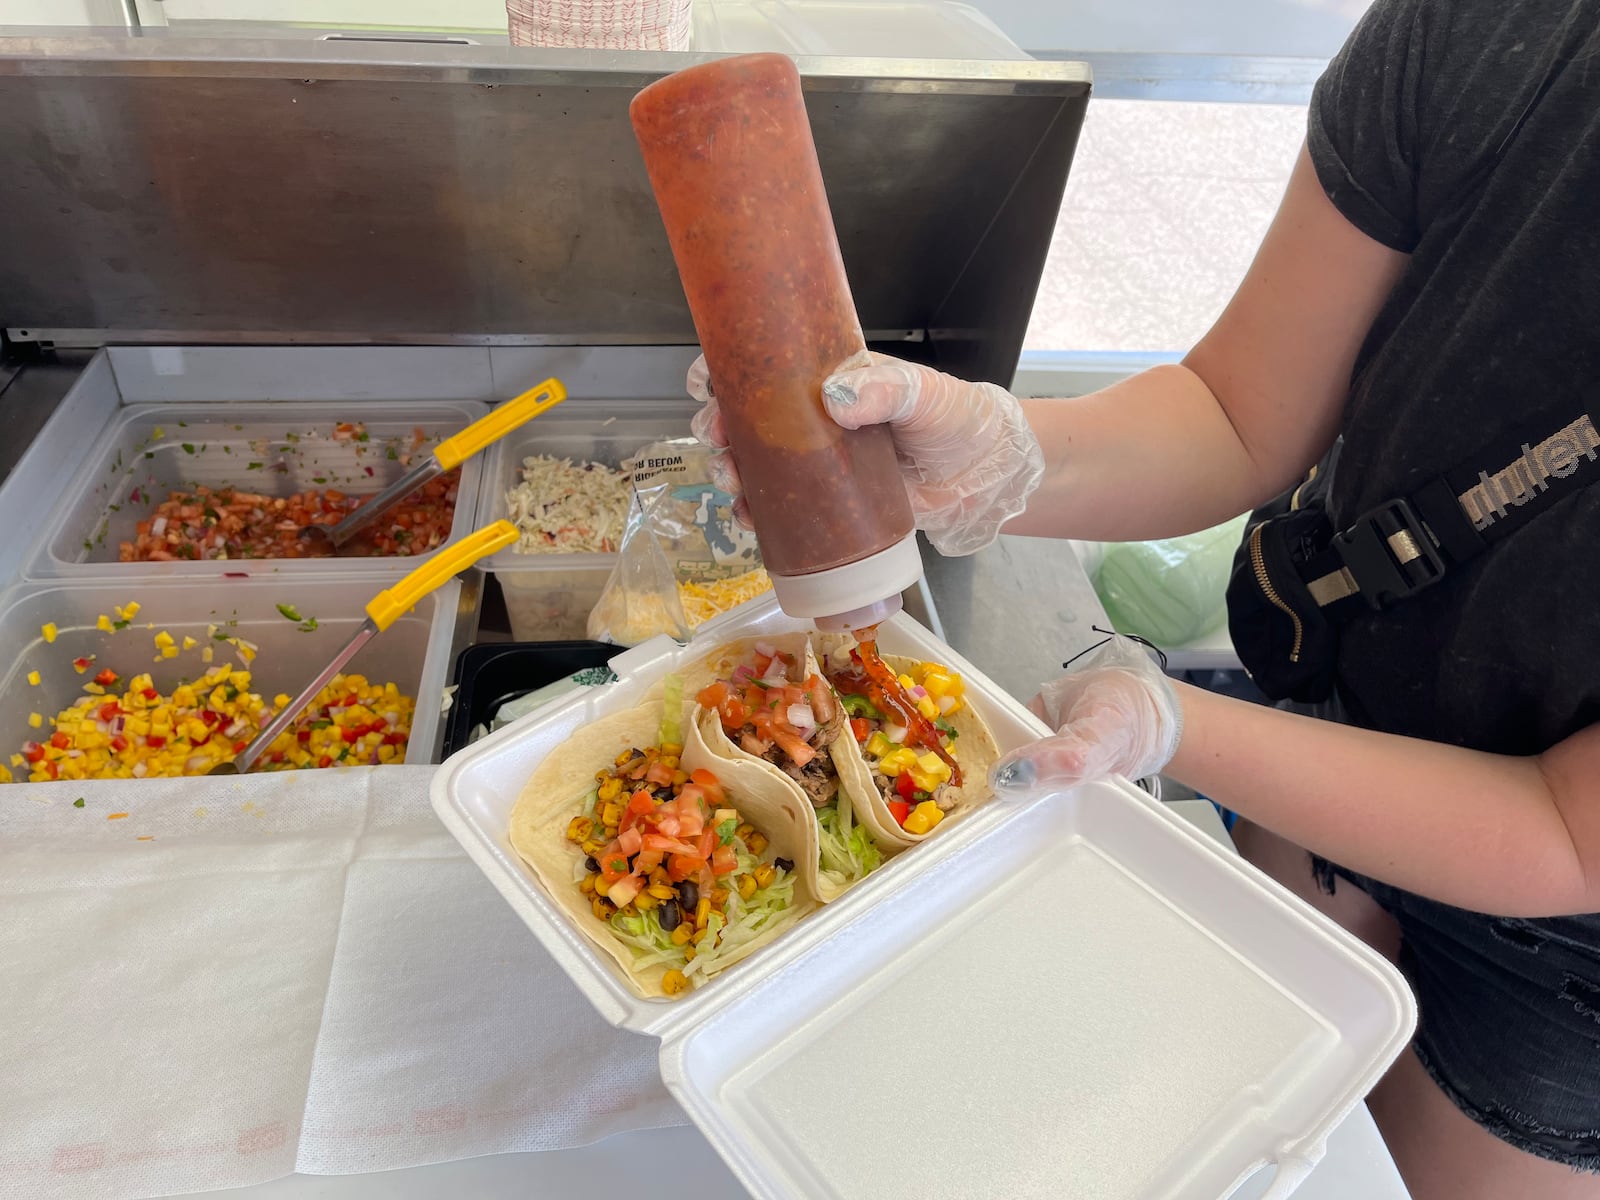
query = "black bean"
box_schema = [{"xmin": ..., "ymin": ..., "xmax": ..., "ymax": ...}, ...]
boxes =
[
  {"xmin": 584, "ymin": 856, "xmax": 600, "ymax": 873},
  {"xmin": 774, "ymin": 857, "xmax": 794, "ymax": 872},
  {"xmin": 676, "ymin": 880, "xmax": 699, "ymax": 910},
  {"xmin": 658, "ymin": 899, "xmax": 682, "ymax": 932}
]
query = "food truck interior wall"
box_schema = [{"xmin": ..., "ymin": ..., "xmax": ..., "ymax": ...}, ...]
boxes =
[{"xmin": 0, "ymin": 37, "xmax": 1090, "ymax": 390}]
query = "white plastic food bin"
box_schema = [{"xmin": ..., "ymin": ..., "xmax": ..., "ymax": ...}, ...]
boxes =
[{"xmin": 433, "ymin": 597, "xmax": 1415, "ymax": 1200}]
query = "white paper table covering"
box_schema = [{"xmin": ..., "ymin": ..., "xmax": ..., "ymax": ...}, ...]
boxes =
[{"xmin": 0, "ymin": 768, "xmax": 682, "ymax": 1200}]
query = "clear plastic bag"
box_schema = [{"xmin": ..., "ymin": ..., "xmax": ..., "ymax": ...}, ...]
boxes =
[
  {"xmin": 1093, "ymin": 514, "xmax": 1249, "ymax": 647},
  {"xmin": 587, "ymin": 439, "xmax": 771, "ymax": 646}
]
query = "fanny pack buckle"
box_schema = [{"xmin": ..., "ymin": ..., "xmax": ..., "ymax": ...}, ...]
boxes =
[{"xmin": 1331, "ymin": 498, "xmax": 1446, "ymax": 609}]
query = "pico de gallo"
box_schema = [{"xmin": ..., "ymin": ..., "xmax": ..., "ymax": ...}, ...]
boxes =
[
  {"xmin": 118, "ymin": 471, "xmax": 459, "ymax": 562},
  {"xmin": 568, "ymin": 681, "xmax": 796, "ymax": 995},
  {"xmin": 696, "ymin": 644, "xmax": 882, "ymax": 888},
  {"xmin": 825, "ymin": 636, "xmax": 968, "ymax": 835}
]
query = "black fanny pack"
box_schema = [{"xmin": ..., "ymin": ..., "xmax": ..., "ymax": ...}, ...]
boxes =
[{"xmin": 1226, "ymin": 400, "xmax": 1600, "ymax": 702}]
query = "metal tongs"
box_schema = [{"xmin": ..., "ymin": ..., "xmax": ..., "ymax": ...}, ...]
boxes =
[
  {"xmin": 212, "ymin": 520, "xmax": 519, "ymax": 774},
  {"xmin": 300, "ymin": 378, "xmax": 567, "ymax": 553}
]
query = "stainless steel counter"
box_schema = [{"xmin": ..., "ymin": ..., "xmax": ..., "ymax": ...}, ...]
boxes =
[
  {"xmin": 0, "ymin": 351, "xmax": 89, "ymax": 485},
  {"xmin": 920, "ymin": 531, "xmax": 1110, "ymax": 703}
]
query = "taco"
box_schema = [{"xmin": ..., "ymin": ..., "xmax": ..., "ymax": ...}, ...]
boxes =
[
  {"xmin": 813, "ymin": 633, "xmax": 1001, "ymax": 846},
  {"xmin": 508, "ymin": 677, "xmax": 817, "ymax": 999},
  {"xmin": 686, "ymin": 636, "xmax": 892, "ymax": 902}
]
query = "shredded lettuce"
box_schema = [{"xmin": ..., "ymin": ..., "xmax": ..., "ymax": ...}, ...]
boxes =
[
  {"xmin": 816, "ymin": 799, "xmax": 883, "ymax": 885},
  {"xmin": 603, "ymin": 833, "xmax": 801, "ymax": 988},
  {"xmin": 659, "ymin": 673, "xmax": 684, "ymax": 746}
]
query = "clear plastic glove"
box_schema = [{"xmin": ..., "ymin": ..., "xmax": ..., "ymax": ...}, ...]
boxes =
[
  {"xmin": 991, "ymin": 635, "xmax": 1183, "ymax": 794},
  {"xmin": 687, "ymin": 351, "xmax": 1044, "ymax": 556}
]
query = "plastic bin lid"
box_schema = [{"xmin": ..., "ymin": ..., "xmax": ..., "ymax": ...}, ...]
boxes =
[{"xmin": 656, "ymin": 778, "xmax": 1415, "ymax": 1200}]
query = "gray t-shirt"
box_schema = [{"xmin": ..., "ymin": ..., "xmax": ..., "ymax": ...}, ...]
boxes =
[{"xmin": 1309, "ymin": 0, "xmax": 1600, "ymax": 754}]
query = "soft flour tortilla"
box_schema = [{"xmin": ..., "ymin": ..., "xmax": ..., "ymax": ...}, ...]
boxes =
[
  {"xmin": 814, "ymin": 638, "xmax": 1003, "ymax": 849},
  {"xmin": 684, "ymin": 635, "xmax": 901, "ymax": 899},
  {"xmin": 508, "ymin": 698, "xmax": 818, "ymax": 1000}
]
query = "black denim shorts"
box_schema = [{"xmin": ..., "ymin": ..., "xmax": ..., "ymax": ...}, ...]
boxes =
[{"xmin": 1313, "ymin": 858, "xmax": 1600, "ymax": 1169}]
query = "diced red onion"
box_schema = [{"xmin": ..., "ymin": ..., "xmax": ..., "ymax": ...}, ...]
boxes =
[
  {"xmin": 151, "ymin": 517, "xmax": 167, "ymax": 536},
  {"xmin": 885, "ymin": 723, "xmax": 908, "ymax": 743},
  {"xmin": 732, "ymin": 665, "xmax": 754, "ymax": 684},
  {"xmin": 753, "ymin": 641, "xmax": 776, "ymax": 657},
  {"xmin": 786, "ymin": 703, "xmax": 815, "ymax": 731}
]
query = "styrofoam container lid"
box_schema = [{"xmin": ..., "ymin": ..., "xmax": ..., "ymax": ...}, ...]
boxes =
[{"xmin": 432, "ymin": 596, "xmax": 1414, "ymax": 1199}]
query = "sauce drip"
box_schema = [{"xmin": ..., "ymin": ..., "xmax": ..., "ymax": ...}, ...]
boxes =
[{"xmin": 846, "ymin": 626, "xmax": 962, "ymax": 786}]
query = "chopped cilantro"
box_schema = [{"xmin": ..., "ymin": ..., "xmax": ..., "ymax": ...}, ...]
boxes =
[
  {"xmin": 297, "ymin": 618, "xmax": 319, "ymax": 633},
  {"xmin": 178, "ymin": 420, "xmax": 188, "ymax": 428},
  {"xmin": 112, "ymin": 619, "xmax": 131, "ymax": 631},
  {"xmin": 73, "ymin": 798, "xmax": 85, "ymax": 808},
  {"xmin": 311, "ymin": 719, "xmax": 332, "ymax": 730},
  {"xmin": 311, "ymin": 476, "xmax": 327, "ymax": 485},
  {"xmin": 276, "ymin": 603, "xmax": 303, "ymax": 622},
  {"xmin": 246, "ymin": 462, "xmax": 264, "ymax": 470},
  {"xmin": 181, "ymin": 443, "xmax": 195, "ymax": 455},
  {"xmin": 386, "ymin": 446, "xmax": 399, "ymax": 461}
]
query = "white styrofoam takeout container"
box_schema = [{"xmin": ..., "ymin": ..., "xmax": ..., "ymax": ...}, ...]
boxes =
[{"xmin": 432, "ymin": 595, "xmax": 1415, "ymax": 1200}]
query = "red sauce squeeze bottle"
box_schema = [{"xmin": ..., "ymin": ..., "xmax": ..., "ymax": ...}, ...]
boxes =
[{"xmin": 630, "ymin": 53, "xmax": 921, "ymax": 630}]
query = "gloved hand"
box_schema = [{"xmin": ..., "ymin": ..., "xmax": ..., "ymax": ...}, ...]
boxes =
[
  {"xmin": 991, "ymin": 635, "xmax": 1183, "ymax": 793},
  {"xmin": 687, "ymin": 352, "xmax": 1045, "ymax": 556}
]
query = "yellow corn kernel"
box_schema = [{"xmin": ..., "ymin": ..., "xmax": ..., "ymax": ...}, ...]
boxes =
[
  {"xmin": 566, "ymin": 815, "xmax": 594, "ymax": 843},
  {"xmin": 659, "ymin": 755, "xmax": 679, "ymax": 769},
  {"xmin": 613, "ymin": 749, "xmax": 633, "ymax": 767},
  {"xmin": 659, "ymin": 742, "xmax": 683, "ymax": 758},
  {"xmin": 597, "ymin": 777, "xmax": 623, "ymax": 803},
  {"xmin": 902, "ymin": 800, "xmax": 945, "ymax": 836},
  {"xmin": 26, "ymin": 670, "xmax": 40, "ymax": 686},
  {"xmin": 752, "ymin": 864, "xmax": 776, "ymax": 890},
  {"xmin": 578, "ymin": 874, "xmax": 597, "ymax": 895},
  {"xmin": 670, "ymin": 922, "xmax": 693, "ymax": 946},
  {"xmin": 590, "ymin": 896, "xmax": 616, "ymax": 921},
  {"xmin": 671, "ymin": 769, "xmax": 689, "ymax": 785},
  {"xmin": 695, "ymin": 897, "xmax": 711, "ymax": 929},
  {"xmin": 154, "ymin": 630, "xmax": 174, "ymax": 649},
  {"xmin": 41, "ymin": 623, "xmax": 58, "ymax": 643},
  {"xmin": 682, "ymin": 943, "xmax": 697, "ymax": 963},
  {"xmin": 580, "ymin": 838, "xmax": 603, "ymax": 857},
  {"xmin": 593, "ymin": 875, "xmax": 612, "ymax": 899},
  {"xmin": 599, "ymin": 801, "xmax": 623, "ymax": 828},
  {"xmin": 649, "ymin": 867, "xmax": 671, "ymax": 887},
  {"xmin": 661, "ymin": 969, "xmax": 689, "ymax": 996},
  {"xmin": 746, "ymin": 830, "xmax": 769, "ymax": 856},
  {"xmin": 736, "ymin": 874, "xmax": 758, "ymax": 901},
  {"xmin": 646, "ymin": 883, "xmax": 676, "ymax": 900},
  {"xmin": 634, "ymin": 890, "xmax": 660, "ymax": 912},
  {"xmin": 97, "ymin": 615, "xmax": 114, "ymax": 633},
  {"xmin": 709, "ymin": 886, "xmax": 730, "ymax": 908}
]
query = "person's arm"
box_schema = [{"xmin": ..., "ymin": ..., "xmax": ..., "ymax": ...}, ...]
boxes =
[
  {"xmin": 1168, "ymin": 685, "xmax": 1600, "ymax": 917},
  {"xmin": 993, "ymin": 641, "xmax": 1600, "ymax": 918},
  {"xmin": 1005, "ymin": 144, "xmax": 1409, "ymax": 542}
]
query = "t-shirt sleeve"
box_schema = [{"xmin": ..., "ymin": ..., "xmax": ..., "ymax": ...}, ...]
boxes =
[{"xmin": 1308, "ymin": 0, "xmax": 1438, "ymax": 252}]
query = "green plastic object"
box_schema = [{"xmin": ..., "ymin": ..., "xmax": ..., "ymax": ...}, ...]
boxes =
[{"xmin": 1093, "ymin": 514, "xmax": 1249, "ymax": 647}]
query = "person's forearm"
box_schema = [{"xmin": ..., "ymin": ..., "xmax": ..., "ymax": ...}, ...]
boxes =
[
  {"xmin": 1167, "ymin": 682, "xmax": 1589, "ymax": 917},
  {"xmin": 1004, "ymin": 365, "xmax": 1311, "ymax": 542}
]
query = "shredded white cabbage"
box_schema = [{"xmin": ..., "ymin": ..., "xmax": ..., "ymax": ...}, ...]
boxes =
[{"xmin": 505, "ymin": 456, "xmax": 631, "ymax": 554}]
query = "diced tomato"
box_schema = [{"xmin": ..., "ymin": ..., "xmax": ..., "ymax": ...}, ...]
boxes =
[
  {"xmin": 711, "ymin": 844, "xmax": 738, "ymax": 876},
  {"xmin": 381, "ymin": 732, "xmax": 407, "ymax": 745},
  {"xmin": 618, "ymin": 827, "xmax": 643, "ymax": 856},
  {"xmin": 234, "ymin": 740, "xmax": 249, "ymax": 754},
  {"xmin": 849, "ymin": 717, "xmax": 871, "ymax": 743},
  {"xmin": 642, "ymin": 833, "xmax": 699, "ymax": 857},
  {"xmin": 93, "ymin": 668, "xmax": 119, "ymax": 687},
  {"xmin": 50, "ymin": 731, "xmax": 70, "ymax": 750},
  {"xmin": 697, "ymin": 829, "xmax": 716, "ymax": 860},
  {"xmin": 634, "ymin": 848, "xmax": 665, "ymax": 872},
  {"xmin": 146, "ymin": 735, "xmax": 166, "ymax": 749},
  {"xmin": 752, "ymin": 653, "xmax": 773, "ymax": 677},
  {"xmin": 608, "ymin": 874, "xmax": 644, "ymax": 908},
  {"xmin": 721, "ymin": 697, "xmax": 750, "ymax": 729},
  {"xmin": 896, "ymin": 772, "xmax": 918, "ymax": 802},
  {"xmin": 297, "ymin": 729, "xmax": 312, "ymax": 743},
  {"xmin": 689, "ymin": 768, "xmax": 726, "ymax": 806},
  {"xmin": 655, "ymin": 816, "xmax": 681, "ymax": 836},
  {"xmin": 269, "ymin": 751, "xmax": 286, "ymax": 764},
  {"xmin": 200, "ymin": 709, "xmax": 220, "ymax": 727},
  {"xmin": 109, "ymin": 734, "xmax": 129, "ymax": 753},
  {"xmin": 341, "ymin": 726, "xmax": 361, "ymax": 744},
  {"xmin": 98, "ymin": 701, "xmax": 121, "ymax": 722},
  {"xmin": 599, "ymin": 849, "xmax": 633, "ymax": 884},
  {"xmin": 72, "ymin": 657, "xmax": 95, "ymax": 673},
  {"xmin": 21, "ymin": 741, "xmax": 45, "ymax": 764},
  {"xmin": 645, "ymin": 761, "xmax": 674, "ymax": 786},
  {"xmin": 771, "ymin": 728, "xmax": 816, "ymax": 768},
  {"xmin": 677, "ymin": 784, "xmax": 704, "ymax": 807},
  {"xmin": 697, "ymin": 681, "xmax": 729, "ymax": 709},
  {"xmin": 142, "ymin": 687, "xmax": 159, "ymax": 701},
  {"xmin": 667, "ymin": 852, "xmax": 702, "ymax": 882},
  {"xmin": 887, "ymin": 799, "xmax": 912, "ymax": 827},
  {"xmin": 46, "ymin": 761, "xmax": 59, "ymax": 779},
  {"xmin": 317, "ymin": 755, "xmax": 333, "ymax": 768}
]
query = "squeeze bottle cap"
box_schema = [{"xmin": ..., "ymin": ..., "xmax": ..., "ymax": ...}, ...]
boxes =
[{"xmin": 766, "ymin": 532, "xmax": 923, "ymax": 630}]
